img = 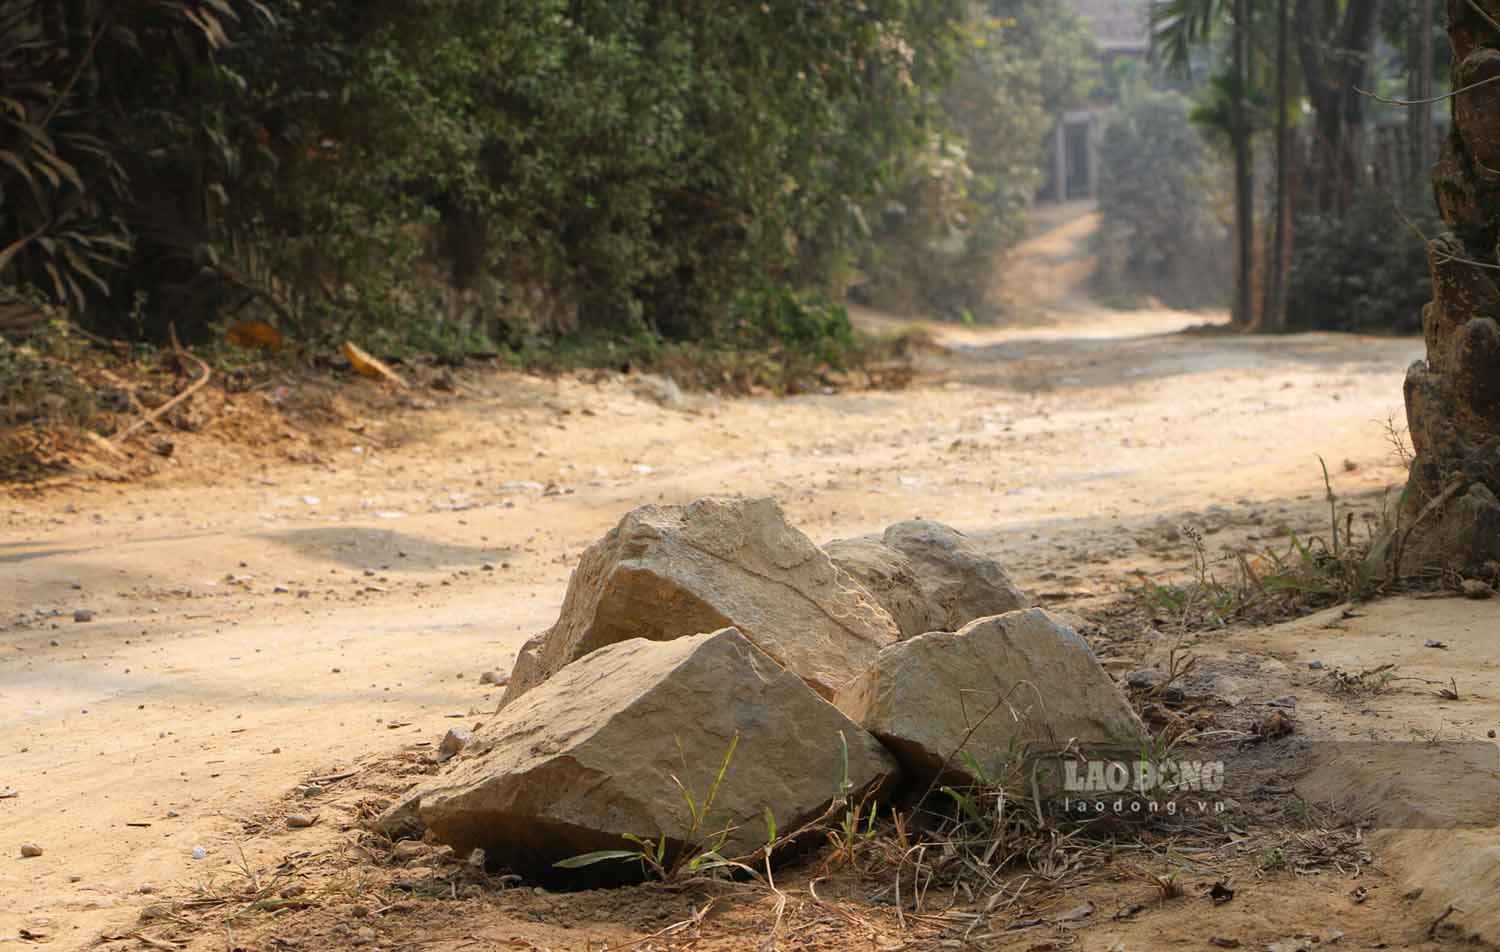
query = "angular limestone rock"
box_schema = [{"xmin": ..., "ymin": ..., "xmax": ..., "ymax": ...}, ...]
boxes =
[
  {"xmin": 825, "ymin": 522, "xmax": 1030, "ymax": 640},
  {"xmin": 881, "ymin": 521, "xmax": 1028, "ymax": 631},
  {"xmin": 823, "ymin": 536, "xmax": 938, "ymax": 639},
  {"xmin": 421, "ymin": 629, "xmax": 897, "ymax": 880},
  {"xmin": 834, "ymin": 609, "xmax": 1144, "ymax": 788},
  {"xmin": 498, "ymin": 497, "xmax": 899, "ymax": 706}
]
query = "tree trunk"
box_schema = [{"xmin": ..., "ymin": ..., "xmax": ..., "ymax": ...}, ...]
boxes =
[
  {"xmin": 1294, "ymin": 0, "xmax": 1384, "ymax": 213},
  {"xmin": 1231, "ymin": 0, "xmax": 1255, "ymax": 327},
  {"xmin": 1418, "ymin": 0, "xmax": 1435, "ymax": 173},
  {"xmin": 1266, "ymin": 0, "xmax": 1290, "ymax": 332},
  {"xmin": 1383, "ymin": 0, "xmax": 1500, "ymax": 578}
]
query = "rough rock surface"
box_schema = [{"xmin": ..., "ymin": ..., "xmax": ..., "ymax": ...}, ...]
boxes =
[
  {"xmin": 881, "ymin": 521, "xmax": 1028, "ymax": 632},
  {"xmin": 420, "ymin": 628, "xmax": 896, "ymax": 879},
  {"xmin": 498, "ymin": 497, "xmax": 899, "ymax": 706},
  {"xmin": 834, "ymin": 609, "xmax": 1144, "ymax": 787},
  {"xmin": 825, "ymin": 522, "xmax": 1028, "ymax": 639},
  {"xmin": 822, "ymin": 536, "xmax": 936, "ymax": 639}
]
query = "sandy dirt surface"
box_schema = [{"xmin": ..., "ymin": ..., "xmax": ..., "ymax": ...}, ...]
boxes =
[{"xmin": 4, "ymin": 207, "xmax": 1494, "ymax": 951}]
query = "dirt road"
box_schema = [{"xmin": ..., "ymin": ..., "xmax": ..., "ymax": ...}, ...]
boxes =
[{"xmin": 1, "ymin": 296, "xmax": 1431, "ymax": 943}]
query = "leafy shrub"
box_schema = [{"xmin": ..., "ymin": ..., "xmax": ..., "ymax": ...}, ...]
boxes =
[
  {"xmin": 1285, "ymin": 189, "xmax": 1437, "ymax": 334},
  {"xmin": 1093, "ymin": 91, "xmax": 1230, "ymax": 309},
  {"xmin": 3, "ymin": 0, "xmax": 978, "ymax": 361}
]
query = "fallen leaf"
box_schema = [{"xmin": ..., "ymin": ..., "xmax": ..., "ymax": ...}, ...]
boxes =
[
  {"xmin": 226, "ymin": 320, "xmax": 284, "ymax": 351},
  {"xmin": 343, "ymin": 340, "xmax": 408, "ymax": 389}
]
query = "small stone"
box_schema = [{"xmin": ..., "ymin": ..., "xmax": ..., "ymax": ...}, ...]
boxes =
[
  {"xmin": 280, "ymin": 884, "xmax": 306, "ymax": 899},
  {"xmin": 392, "ymin": 841, "xmax": 429, "ymax": 861},
  {"xmin": 286, "ymin": 813, "xmax": 317, "ymax": 829},
  {"xmin": 1124, "ymin": 668, "xmax": 1167, "ymax": 690},
  {"xmin": 20, "ymin": 842, "xmax": 43, "ymax": 858},
  {"xmin": 1489, "ymin": 729, "xmax": 1497, "ymax": 739},
  {"xmin": 73, "ymin": 610, "xmax": 94, "ymax": 623},
  {"xmin": 1462, "ymin": 579, "xmax": 1494, "ymax": 599},
  {"xmin": 437, "ymin": 727, "xmax": 472, "ymax": 761},
  {"xmin": 192, "ymin": 846, "xmax": 207, "ymax": 860},
  {"xmin": 68, "ymin": 874, "xmax": 81, "ymax": 883},
  {"xmin": 353, "ymin": 926, "xmax": 376, "ymax": 945},
  {"xmin": 1308, "ymin": 660, "xmax": 1325, "ymax": 670}
]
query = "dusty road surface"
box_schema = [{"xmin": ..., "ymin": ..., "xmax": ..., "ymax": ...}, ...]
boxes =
[
  {"xmin": 7, "ymin": 203, "xmax": 1497, "ymax": 950},
  {"xmin": 6, "ymin": 303, "xmax": 1464, "ymax": 943}
]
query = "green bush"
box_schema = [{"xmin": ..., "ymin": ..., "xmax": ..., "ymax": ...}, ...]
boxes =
[
  {"xmin": 2, "ymin": 0, "xmax": 973, "ymax": 361},
  {"xmin": 1093, "ymin": 91, "xmax": 1230, "ymax": 308},
  {"xmin": 1285, "ymin": 190, "xmax": 1437, "ymax": 334}
]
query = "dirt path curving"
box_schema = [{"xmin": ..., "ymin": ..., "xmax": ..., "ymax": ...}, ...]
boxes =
[{"xmin": 5, "ymin": 206, "xmax": 1484, "ymax": 950}]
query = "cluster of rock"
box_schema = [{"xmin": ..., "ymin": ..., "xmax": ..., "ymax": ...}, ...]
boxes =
[{"xmin": 375, "ymin": 497, "xmax": 1142, "ymax": 881}]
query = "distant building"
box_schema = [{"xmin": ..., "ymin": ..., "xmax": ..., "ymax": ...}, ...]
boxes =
[
  {"xmin": 1043, "ymin": 0, "xmax": 1150, "ymax": 201},
  {"xmin": 1069, "ymin": 0, "xmax": 1150, "ymax": 56}
]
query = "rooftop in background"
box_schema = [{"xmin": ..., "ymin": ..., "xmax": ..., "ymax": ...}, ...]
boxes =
[{"xmin": 1067, "ymin": 0, "xmax": 1150, "ymax": 54}]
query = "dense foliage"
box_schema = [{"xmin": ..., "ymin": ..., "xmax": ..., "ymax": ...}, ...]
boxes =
[
  {"xmin": 1093, "ymin": 91, "xmax": 1228, "ymax": 308},
  {"xmin": 4, "ymin": 0, "xmax": 1026, "ymax": 363},
  {"xmin": 1284, "ymin": 190, "xmax": 1437, "ymax": 335}
]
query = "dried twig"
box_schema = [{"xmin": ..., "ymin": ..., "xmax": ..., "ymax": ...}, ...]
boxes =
[{"xmin": 113, "ymin": 347, "xmax": 212, "ymax": 444}]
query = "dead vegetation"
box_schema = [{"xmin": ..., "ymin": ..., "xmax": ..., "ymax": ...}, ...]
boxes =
[
  {"xmin": 1120, "ymin": 459, "xmax": 1405, "ymax": 635},
  {"xmin": 117, "ymin": 696, "xmax": 1399, "ymax": 952}
]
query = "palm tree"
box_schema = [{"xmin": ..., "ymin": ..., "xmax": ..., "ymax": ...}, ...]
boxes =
[{"xmin": 1384, "ymin": 0, "xmax": 1500, "ymax": 576}]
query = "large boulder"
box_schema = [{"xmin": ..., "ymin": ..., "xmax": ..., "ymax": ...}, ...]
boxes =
[
  {"xmin": 822, "ymin": 536, "xmax": 936, "ymax": 639},
  {"xmin": 826, "ymin": 521, "xmax": 1028, "ymax": 639},
  {"xmin": 420, "ymin": 628, "xmax": 897, "ymax": 880},
  {"xmin": 834, "ymin": 609, "xmax": 1145, "ymax": 788},
  {"xmin": 498, "ymin": 497, "xmax": 900, "ymax": 705}
]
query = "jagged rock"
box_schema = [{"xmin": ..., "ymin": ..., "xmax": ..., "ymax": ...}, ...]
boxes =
[
  {"xmin": 500, "ymin": 632, "xmax": 546, "ymax": 694},
  {"xmin": 371, "ymin": 791, "xmax": 425, "ymax": 841},
  {"xmin": 825, "ymin": 522, "xmax": 1028, "ymax": 640},
  {"xmin": 834, "ymin": 609, "xmax": 1145, "ymax": 788},
  {"xmin": 438, "ymin": 727, "xmax": 472, "ymax": 761},
  {"xmin": 823, "ymin": 537, "xmax": 937, "ymax": 638},
  {"xmin": 497, "ymin": 497, "xmax": 899, "ymax": 706},
  {"xmin": 420, "ymin": 629, "xmax": 896, "ymax": 881},
  {"xmin": 881, "ymin": 521, "xmax": 1028, "ymax": 631}
]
